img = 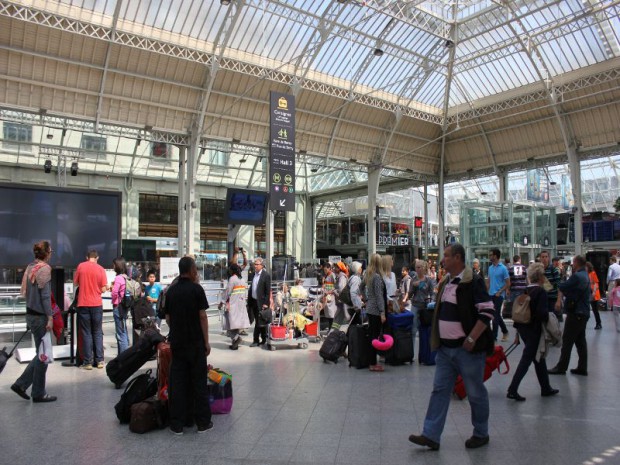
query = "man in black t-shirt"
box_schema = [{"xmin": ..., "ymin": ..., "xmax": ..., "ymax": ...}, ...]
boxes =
[{"xmin": 164, "ymin": 256, "xmax": 212, "ymax": 435}]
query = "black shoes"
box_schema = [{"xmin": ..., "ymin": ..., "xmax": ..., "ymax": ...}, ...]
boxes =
[
  {"xmin": 32, "ymin": 394, "xmax": 57, "ymax": 403},
  {"xmin": 408, "ymin": 434, "xmax": 440, "ymax": 450},
  {"xmin": 465, "ymin": 435, "xmax": 490, "ymax": 449},
  {"xmin": 547, "ymin": 367, "xmax": 566, "ymax": 375},
  {"xmin": 570, "ymin": 368, "xmax": 588, "ymax": 376},
  {"xmin": 507, "ymin": 392, "xmax": 526, "ymax": 402},
  {"xmin": 541, "ymin": 388, "xmax": 560, "ymax": 397},
  {"xmin": 11, "ymin": 384, "xmax": 29, "ymax": 400},
  {"xmin": 197, "ymin": 421, "xmax": 214, "ymax": 433},
  {"xmin": 594, "ymin": 325, "xmax": 602, "ymax": 330},
  {"xmin": 250, "ymin": 342, "xmax": 260, "ymax": 347}
]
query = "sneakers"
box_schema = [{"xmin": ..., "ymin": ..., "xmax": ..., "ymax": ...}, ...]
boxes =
[
  {"xmin": 465, "ymin": 435, "xmax": 489, "ymax": 449},
  {"xmin": 197, "ymin": 421, "xmax": 214, "ymax": 433},
  {"xmin": 97, "ymin": 361, "xmax": 105, "ymax": 369},
  {"xmin": 501, "ymin": 332, "xmax": 509, "ymax": 342},
  {"xmin": 408, "ymin": 434, "xmax": 440, "ymax": 451},
  {"xmin": 81, "ymin": 364, "xmax": 93, "ymax": 371},
  {"xmin": 170, "ymin": 426, "xmax": 183, "ymax": 436}
]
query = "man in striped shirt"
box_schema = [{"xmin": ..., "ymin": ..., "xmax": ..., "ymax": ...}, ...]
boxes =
[
  {"xmin": 541, "ymin": 251, "xmax": 562, "ymax": 322},
  {"xmin": 409, "ymin": 243, "xmax": 495, "ymax": 451},
  {"xmin": 509, "ymin": 255, "xmax": 527, "ymax": 300}
]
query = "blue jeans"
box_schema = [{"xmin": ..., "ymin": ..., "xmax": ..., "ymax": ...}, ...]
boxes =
[
  {"xmin": 113, "ymin": 305, "xmax": 130, "ymax": 356},
  {"xmin": 411, "ymin": 306, "xmax": 422, "ymax": 358},
  {"xmin": 422, "ymin": 346, "xmax": 489, "ymax": 443},
  {"xmin": 77, "ymin": 306, "xmax": 104, "ymax": 365},
  {"xmin": 15, "ymin": 314, "xmax": 49, "ymax": 399}
]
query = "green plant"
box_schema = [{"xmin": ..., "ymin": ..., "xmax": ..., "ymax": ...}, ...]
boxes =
[{"xmin": 615, "ymin": 196, "xmax": 620, "ymax": 212}]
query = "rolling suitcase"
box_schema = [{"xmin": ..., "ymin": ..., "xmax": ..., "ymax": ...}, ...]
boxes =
[
  {"xmin": 156, "ymin": 341, "xmax": 171, "ymax": 399},
  {"xmin": 387, "ymin": 311, "xmax": 414, "ymax": 331},
  {"xmin": 418, "ymin": 325, "xmax": 436, "ymax": 366},
  {"xmin": 347, "ymin": 324, "xmax": 374, "ymax": 369},
  {"xmin": 385, "ymin": 327, "xmax": 414, "ymax": 365},
  {"xmin": 453, "ymin": 343, "xmax": 517, "ymax": 399},
  {"xmin": 106, "ymin": 329, "xmax": 165, "ymax": 389},
  {"xmin": 319, "ymin": 330, "xmax": 347, "ymax": 363}
]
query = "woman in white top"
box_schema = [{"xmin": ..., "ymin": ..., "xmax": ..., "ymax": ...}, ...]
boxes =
[{"xmin": 381, "ymin": 255, "xmax": 398, "ymax": 313}]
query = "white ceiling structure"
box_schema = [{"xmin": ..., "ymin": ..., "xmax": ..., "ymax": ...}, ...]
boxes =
[{"xmin": 0, "ymin": 0, "xmax": 619, "ymax": 194}]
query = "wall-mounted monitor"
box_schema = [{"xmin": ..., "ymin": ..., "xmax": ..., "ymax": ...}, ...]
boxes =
[
  {"xmin": 0, "ymin": 183, "xmax": 121, "ymax": 268},
  {"xmin": 223, "ymin": 188, "xmax": 269, "ymax": 226}
]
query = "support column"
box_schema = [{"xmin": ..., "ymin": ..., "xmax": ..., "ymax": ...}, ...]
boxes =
[
  {"xmin": 423, "ymin": 182, "xmax": 429, "ymax": 260},
  {"xmin": 367, "ymin": 166, "xmax": 381, "ymax": 257},
  {"xmin": 177, "ymin": 146, "xmax": 186, "ymax": 256},
  {"xmin": 185, "ymin": 141, "xmax": 198, "ymax": 256},
  {"xmin": 567, "ymin": 146, "xmax": 583, "ymax": 255},
  {"xmin": 498, "ymin": 171, "xmax": 508, "ymax": 202},
  {"xmin": 266, "ymin": 210, "xmax": 274, "ymax": 272},
  {"xmin": 438, "ymin": 143, "xmax": 445, "ymax": 261}
]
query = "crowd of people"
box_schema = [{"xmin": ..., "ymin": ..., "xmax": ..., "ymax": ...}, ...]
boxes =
[{"xmin": 9, "ymin": 238, "xmax": 620, "ymax": 443}]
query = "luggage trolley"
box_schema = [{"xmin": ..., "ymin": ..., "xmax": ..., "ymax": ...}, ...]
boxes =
[
  {"xmin": 303, "ymin": 286, "xmax": 325, "ymax": 343},
  {"xmin": 267, "ymin": 294, "xmax": 309, "ymax": 351}
]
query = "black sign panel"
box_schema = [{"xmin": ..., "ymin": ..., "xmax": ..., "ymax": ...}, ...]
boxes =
[{"xmin": 269, "ymin": 92, "xmax": 295, "ymax": 212}]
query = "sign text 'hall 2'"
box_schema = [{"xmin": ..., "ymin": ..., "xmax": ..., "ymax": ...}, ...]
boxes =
[{"xmin": 269, "ymin": 92, "xmax": 295, "ymax": 212}]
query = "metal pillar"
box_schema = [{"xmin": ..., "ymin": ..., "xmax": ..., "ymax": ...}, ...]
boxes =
[
  {"xmin": 177, "ymin": 146, "xmax": 186, "ymax": 257},
  {"xmin": 367, "ymin": 166, "xmax": 381, "ymax": 257},
  {"xmin": 567, "ymin": 146, "xmax": 583, "ymax": 255}
]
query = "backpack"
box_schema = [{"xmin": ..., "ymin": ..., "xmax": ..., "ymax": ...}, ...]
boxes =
[
  {"xmin": 512, "ymin": 291, "xmax": 532, "ymax": 324},
  {"xmin": 120, "ymin": 274, "xmax": 142, "ymax": 318},
  {"xmin": 339, "ymin": 277, "xmax": 353, "ymax": 306},
  {"xmin": 114, "ymin": 369, "xmax": 158, "ymax": 424},
  {"xmin": 129, "ymin": 398, "xmax": 169, "ymax": 433}
]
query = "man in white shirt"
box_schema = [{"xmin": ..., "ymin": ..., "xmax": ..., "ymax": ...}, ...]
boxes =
[
  {"xmin": 607, "ymin": 256, "xmax": 620, "ymax": 310},
  {"xmin": 248, "ymin": 258, "xmax": 271, "ymax": 347}
]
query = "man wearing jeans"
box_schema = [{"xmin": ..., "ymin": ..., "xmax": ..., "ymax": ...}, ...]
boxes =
[
  {"xmin": 409, "ymin": 243, "xmax": 495, "ymax": 451},
  {"xmin": 74, "ymin": 250, "xmax": 108, "ymax": 370},
  {"xmin": 488, "ymin": 248, "xmax": 510, "ymax": 341}
]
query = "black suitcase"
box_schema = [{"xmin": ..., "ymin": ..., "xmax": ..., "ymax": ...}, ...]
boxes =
[
  {"xmin": 347, "ymin": 324, "xmax": 374, "ymax": 369},
  {"xmin": 418, "ymin": 325, "xmax": 436, "ymax": 366},
  {"xmin": 385, "ymin": 327, "xmax": 414, "ymax": 365},
  {"xmin": 319, "ymin": 330, "xmax": 347, "ymax": 363},
  {"xmin": 106, "ymin": 329, "xmax": 164, "ymax": 388}
]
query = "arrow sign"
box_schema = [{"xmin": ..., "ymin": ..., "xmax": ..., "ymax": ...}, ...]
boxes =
[{"xmin": 279, "ymin": 199, "xmax": 286, "ymax": 207}]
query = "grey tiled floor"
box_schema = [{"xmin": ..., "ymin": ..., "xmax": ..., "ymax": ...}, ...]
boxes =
[{"xmin": 1, "ymin": 313, "xmax": 620, "ymax": 465}]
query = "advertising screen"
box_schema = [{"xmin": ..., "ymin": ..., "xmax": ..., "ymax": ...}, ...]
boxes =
[
  {"xmin": 0, "ymin": 184, "xmax": 121, "ymax": 267},
  {"xmin": 223, "ymin": 189, "xmax": 269, "ymax": 226}
]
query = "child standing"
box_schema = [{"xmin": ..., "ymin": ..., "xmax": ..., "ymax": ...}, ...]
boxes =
[{"xmin": 145, "ymin": 269, "xmax": 162, "ymax": 326}]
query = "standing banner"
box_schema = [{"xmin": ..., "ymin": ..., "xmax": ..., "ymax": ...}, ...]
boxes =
[
  {"xmin": 561, "ymin": 174, "xmax": 574, "ymax": 210},
  {"xmin": 269, "ymin": 92, "xmax": 295, "ymax": 212},
  {"xmin": 526, "ymin": 168, "xmax": 548, "ymax": 202}
]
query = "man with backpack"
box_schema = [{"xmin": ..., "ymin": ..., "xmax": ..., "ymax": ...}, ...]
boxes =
[{"xmin": 164, "ymin": 256, "xmax": 212, "ymax": 435}]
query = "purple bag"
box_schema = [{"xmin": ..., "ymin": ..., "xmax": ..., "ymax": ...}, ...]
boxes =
[{"xmin": 207, "ymin": 377, "xmax": 233, "ymax": 414}]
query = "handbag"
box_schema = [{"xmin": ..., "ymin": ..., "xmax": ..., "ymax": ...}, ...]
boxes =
[
  {"xmin": 38, "ymin": 332, "xmax": 54, "ymax": 364},
  {"xmin": 512, "ymin": 292, "xmax": 532, "ymax": 324}
]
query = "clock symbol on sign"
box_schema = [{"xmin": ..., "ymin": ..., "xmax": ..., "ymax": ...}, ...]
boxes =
[
  {"xmin": 273, "ymin": 173, "xmax": 281, "ymax": 183},
  {"xmin": 284, "ymin": 174, "xmax": 293, "ymax": 185}
]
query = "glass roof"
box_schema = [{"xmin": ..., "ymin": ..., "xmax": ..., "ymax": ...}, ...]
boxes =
[{"xmin": 55, "ymin": 0, "xmax": 620, "ymax": 110}]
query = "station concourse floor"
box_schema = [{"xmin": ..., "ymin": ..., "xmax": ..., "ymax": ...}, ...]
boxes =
[{"xmin": 1, "ymin": 313, "xmax": 619, "ymax": 465}]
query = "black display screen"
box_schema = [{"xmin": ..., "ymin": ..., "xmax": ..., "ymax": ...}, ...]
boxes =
[
  {"xmin": 223, "ymin": 189, "xmax": 269, "ymax": 226},
  {"xmin": 0, "ymin": 184, "xmax": 121, "ymax": 268}
]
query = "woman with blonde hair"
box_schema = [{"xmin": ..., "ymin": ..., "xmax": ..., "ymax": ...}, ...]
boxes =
[
  {"xmin": 506, "ymin": 262, "xmax": 558, "ymax": 401},
  {"xmin": 381, "ymin": 255, "xmax": 398, "ymax": 313},
  {"xmin": 411, "ymin": 259, "xmax": 435, "ymax": 363},
  {"xmin": 364, "ymin": 253, "xmax": 387, "ymax": 371}
]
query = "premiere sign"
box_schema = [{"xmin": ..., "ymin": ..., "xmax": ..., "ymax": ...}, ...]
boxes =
[
  {"xmin": 377, "ymin": 234, "xmax": 410, "ymax": 246},
  {"xmin": 269, "ymin": 92, "xmax": 295, "ymax": 212}
]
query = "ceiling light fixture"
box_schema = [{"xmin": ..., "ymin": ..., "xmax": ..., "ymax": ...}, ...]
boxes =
[
  {"xmin": 46, "ymin": 133, "xmax": 53, "ymax": 140},
  {"xmin": 220, "ymin": 0, "xmax": 231, "ymax": 5},
  {"xmin": 239, "ymin": 158, "xmax": 247, "ymax": 163},
  {"xmin": 43, "ymin": 159, "xmax": 52, "ymax": 173},
  {"xmin": 373, "ymin": 48, "xmax": 384, "ymax": 57},
  {"xmin": 444, "ymin": 39, "xmax": 455, "ymax": 48},
  {"xmin": 310, "ymin": 166, "xmax": 318, "ymax": 173}
]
